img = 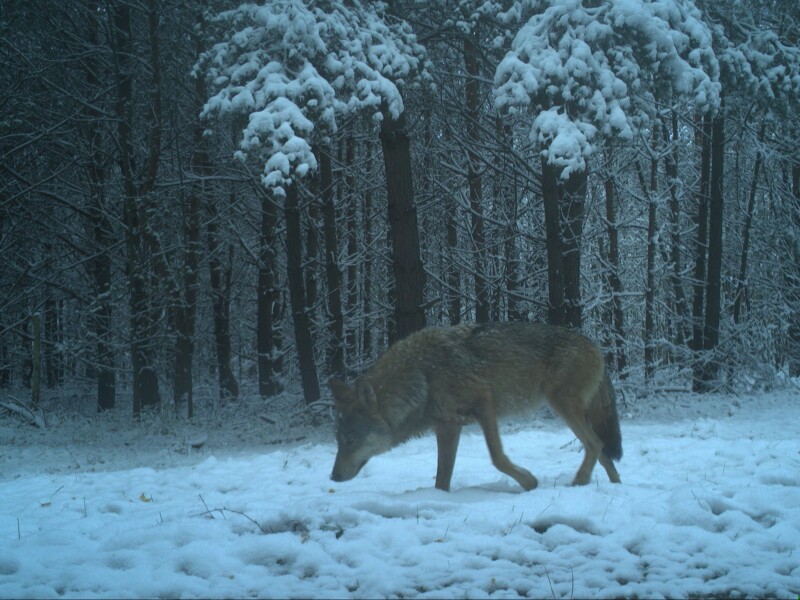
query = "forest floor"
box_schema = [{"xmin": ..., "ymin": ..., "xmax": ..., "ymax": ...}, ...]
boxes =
[{"xmin": 1, "ymin": 379, "xmax": 799, "ymax": 598}]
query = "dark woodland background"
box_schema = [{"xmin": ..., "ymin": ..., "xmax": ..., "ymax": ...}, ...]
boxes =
[{"xmin": 2, "ymin": 0, "xmax": 799, "ymax": 421}]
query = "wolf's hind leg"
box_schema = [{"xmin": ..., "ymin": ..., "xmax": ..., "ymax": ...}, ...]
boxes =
[
  {"xmin": 475, "ymin": 395, "xmax": 538, "ymax": 491},
  {"xmin": 552, "ymin": 400, "xmax": 605, "ymax": 486},
  {"xmin": 435, "ymin": 423, "xmax": 462, "ymax": 491},
  {"xmin": 598, "ymin": 452, "xmax": 621, "ymax": 483}
]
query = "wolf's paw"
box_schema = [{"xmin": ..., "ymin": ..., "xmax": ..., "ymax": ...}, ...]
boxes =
[{"xmin": 518, "ymin": 471, "xmax": 538, "ymax": 491}]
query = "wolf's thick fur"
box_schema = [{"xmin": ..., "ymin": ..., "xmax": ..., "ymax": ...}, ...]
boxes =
[{"xmin": 329, "ymin": 322, "xmax": 622, "ymax": 491}]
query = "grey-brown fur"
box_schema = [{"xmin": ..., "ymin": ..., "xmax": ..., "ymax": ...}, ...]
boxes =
[{"xmin": 330, "ymin": 322, "xmax": 622, "ymax": 491}]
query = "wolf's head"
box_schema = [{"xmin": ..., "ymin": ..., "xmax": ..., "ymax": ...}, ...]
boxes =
[{"xmin": 329, "ymin": 377, "xmax": 393, "ymax": 483}]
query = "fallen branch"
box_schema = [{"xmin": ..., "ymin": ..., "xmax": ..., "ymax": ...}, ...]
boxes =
[{"xmin": 0, "ymin": 398, "xmax": 46, "ymax": 428}]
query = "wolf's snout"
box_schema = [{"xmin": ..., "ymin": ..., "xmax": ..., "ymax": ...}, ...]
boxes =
[
  {"xmin": 330, "ymin": 458, "xmax": 367, "ymax": 482},
  {"xmin": 330, "ymin": 467, "xmax": 354, "ymax": 482},
  {"xmin": 330, "ymin": 461, "xmax": 351, "ymax": 482}
]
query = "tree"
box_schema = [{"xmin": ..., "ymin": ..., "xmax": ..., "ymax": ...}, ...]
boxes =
[
  {"xmin": 381, "ymin": 107, "xmax": 427, "ymax": 342},
  {"xmin": 3, "ymin": 0, "xmax": 800, "ymax": 414},
  {"xmin": 463, "ymin": 28, "xmax": 490, "ymax": 323},
  {"xmin": 495, "ymin": 0, "xmax": 720, "ymax": 330},
  {"xmin": 599, "ymin": 145, "xmax": 627, "ymax": 374},
  {"xmin": 109, "ymin": 0, "xmax": 165, "ymax": 416},
  {"xmin": 319, "ymin": 145, "xmax": 345, "ymax": 376},
  {"xmin": 199, "ymin": 0, "xmax": 431, "ymax": 373},
  {"xmin": 693, "ymin": 0, "xmax": 800, "ymax": 386}
]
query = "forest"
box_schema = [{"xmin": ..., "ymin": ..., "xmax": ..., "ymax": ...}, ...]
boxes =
[{"xmin": 1, "ymin": 0, "xmax": 799, "ymax": 420}]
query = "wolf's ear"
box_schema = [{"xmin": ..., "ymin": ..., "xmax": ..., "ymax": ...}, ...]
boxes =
[
  {"xmin": 328, "ymin": 377, "xmax": 353, "ymax": 407},
  {"xmin": 356, "ymin": 379, "xmax": 378, "ymax": 415}
]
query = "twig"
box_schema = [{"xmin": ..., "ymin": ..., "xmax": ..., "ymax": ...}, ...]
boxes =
[
  {"xmin": 196, "ymin": 502, "xmax": 270, "ymax": 534},
  {"xmin": 198, "ymin": 494, "xmax": 215, "ymax": 519},
  {"xmin": 603, "ymin": 498, "xmax": 612, "ymax": 522},
  {"xmin": 65, "ymin": 448, "xmax": 81, "ymax": 470},
  {"xmin": 544, "ymin": 566, "xmax": 556, "ymax": 599},
  {"xmin": 570, "ymin": 567, "xmax": 575, "ymax": 600},
  {"xmin": 507, "ymin": 512, "xmax": 525, "ymax": 535},
  {"xmin": 217, "ymin": 507, "xmax": 268, "ymax": 533},
  {"xmin": 195, "ymin": 496, "xmax": 274, "ymax": 534}
]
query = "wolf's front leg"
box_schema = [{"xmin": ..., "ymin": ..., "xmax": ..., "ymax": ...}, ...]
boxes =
[
  {"xmin": 435, "ymin": 423, "xmax": 462, "ymax": 491},
  {"xmin": 475, "ymin": 394, "xmax": 538, "ymax": 491}
]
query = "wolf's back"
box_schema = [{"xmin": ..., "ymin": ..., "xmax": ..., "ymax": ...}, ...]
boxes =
[{"xmin": 464, "ymin": 323, "xmax": 601, "ymax": 399}]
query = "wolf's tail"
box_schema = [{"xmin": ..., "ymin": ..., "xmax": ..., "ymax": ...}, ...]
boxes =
[{"xmin": 588, "ymin": 371, "xmax": 622, "ymax": 461}]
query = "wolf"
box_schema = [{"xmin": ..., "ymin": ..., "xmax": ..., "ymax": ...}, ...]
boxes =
[{"xmin": 329, "ymin": 322, "xmax": 622, "ymax": 491}]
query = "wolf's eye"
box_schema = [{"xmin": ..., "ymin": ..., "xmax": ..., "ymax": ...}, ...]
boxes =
[{"xmin": 337, "ymin": 427, "xmax": 355, "ymax": 447}]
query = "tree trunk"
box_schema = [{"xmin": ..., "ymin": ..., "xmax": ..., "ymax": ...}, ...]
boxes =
[
  {"xmin": 256, "ymin": 190, "xmax": 281, "ymax": 398},
  {"xmin": 664, "ymin": 113, "xmax": 688, "ymax": 346},
  {"xmin": 698, "ymin": 103, "xmax": 726, "ymax": 389},
  {"xmin": 140, "ymin": 0, "xmax": 165, "ymax": 414},
  {"xmin": 44, "ymin": 297, "xmax": 62, "ymax": 387},
  {"xmin": 113, "ymin": 1, "xmax": 156, "ymax": 416},
  {"xmin": 345, "ymin": 134, "xmax": 358, "ymax": 372},
  {"xmin": 93, "ymin": 246, "xmax": 116, "ymax": 410},
  {"xmin": 172, "ymin": 32, "xmax": 209, "ymax": 416},
  {"xmin": 194, "ymin": 11, "xmax": 238, "ymax": 403},
  {"xmin": 362, "ymin": 139, "xmax": 374, "ymax": 357},
  {"xmin": 31, "ymin": 314, "xmax": 41, "ymax": 409},
  {"xmin": 85, "ymin": 0, "xmax": 116, "ymax": 411},
  {"xmin": 542, "ymin": 159, "xmax": 566, "ymax": 326},
  {"xmin": 380, "ymin": 108, "xmax": 426, "ymax": 343},
  {"xmin": 444, "ymin": 125, "xmax": 461, "ymax": 326},
  {"xmin": 0, "ymin": 344, "xmax": 9, "ymax": 388},
  {"xmin": 603, "ymin": 164, "xmax": 626, "ymax": 375},
  {"xmin": 208, "ymin": 199, "xmax": 240, "ymax": 400},
  {"xmin": 691, "ymin": 114, "xmax": 712, "ymax": 388},
  {"xmin": 173, "ymin": 170, "xmax": 202, "ymax": 418},
  {"xmin": 503, "ymin": 200, "xmax": 521, "ymax": 321},
  {"xmin": 637, "ymin": 154, "xmax": 658, "ymax": 382},
  {"xmin": 173, "ymin": 309, "xmax": 194, "ymax": 416},
  {"xmin": 446, "ymin": 190, "xmax": 462, "ymax": 325},
  {"xmin": 541, "ymin": 159, "xmax": 585, "ymax": 328},
  {"xmin": 785, "ymin": 162, "xmax": 800, "ymax": 375},
  {"xmin": 285, "ymin": 184, "xmax": 321, "ymax": 404},
  {"xmin": 464, "ymin": 34, "xmax": 489, "ymax": 323},
  {"xmin": 305, "ymin": 175, "xmax": 320, "ymax": 314},
  {"xmin": 319, "ymin": 145, "xmax": 345, "ymax": 377},
  {"xmin": 90, "ymin": 170, "xmax": 116, "ymax": 412},
  {"xmin": 562, "ymin": 169, "xmax": 586, "ymax": 329},
  {"xmin": 113, "ymin": 0, "xmax": 138, "ymax": 408},
  {"xmin": 733, "ymin": 120, "xmax": 765, "ymax": 324},
  {"xmin": 112, "ymin": 0, "xmax": 161, "ymax": 416},
  {"xmin": 496, "ymin": 118, "xmax": 523, "ymax": 322}
]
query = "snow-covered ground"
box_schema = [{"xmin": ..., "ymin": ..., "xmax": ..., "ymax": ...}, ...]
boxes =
[{"xmin": 1, "ymin": 385, "xmax": 798, "ymax": 599}]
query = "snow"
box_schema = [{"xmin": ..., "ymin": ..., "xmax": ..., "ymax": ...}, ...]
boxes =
[
  {"xmin": 237, "ymin": 96, "xmax": 318, "ymax": 196},
  {"xmin": 712, "ymin": 13, "xmax": 800, "ymax": 102},
  {"xmin": 531, "ymin": 109, "xmax": 596, "ymax": 177},
  {"xmin": 494, "ymin": 0, "xmax": 721, "ymax": 176},
  {"xmin": 197, "ymin": 0, "xmax": 430, "ymax": 194},
  {"xmin": 1, "ymin": 387, "xmax": 799, "ymax": 598}
]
